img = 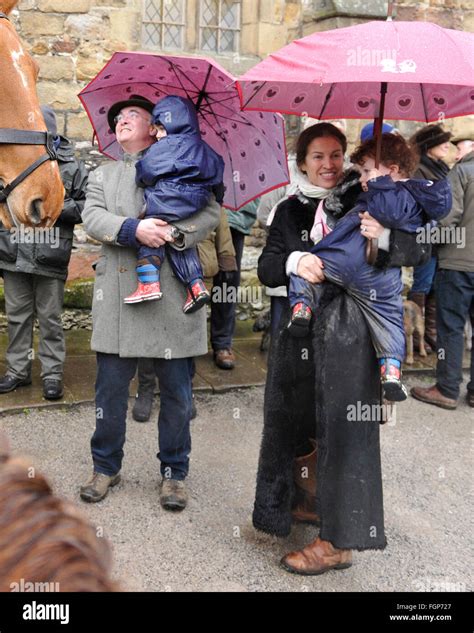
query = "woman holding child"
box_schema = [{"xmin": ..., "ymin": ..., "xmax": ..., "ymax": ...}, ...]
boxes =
[{"xmin": 254, "ymin": 123, "xmax": 444, "ymax": 574}]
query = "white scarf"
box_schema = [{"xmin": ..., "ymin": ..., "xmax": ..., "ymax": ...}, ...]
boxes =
[{"xmin": 266, "ymin": 168, "xmax": 333, "ymax": 226}]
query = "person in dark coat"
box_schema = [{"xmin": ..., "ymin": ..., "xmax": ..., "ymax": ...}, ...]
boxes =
[
  {"xmin": 254, "ymin": 123, "xmax": 430, "ymax": 575},
  {"xmin": 287, "ymin": 134, "xmax": 451, "ymax": 401},
  {"xmin": 408, "ymin": 124, "xmax": 452, "ymax": 352},
  {"xmin": 124, "ymin": 95, "xmax": 224, "ymax": 313},
  {"xmin": 411, "ymin": 128, "xmax": 474, "ymax": 410},
  {"xmin": 210, "ymin": 198, "xmax": 259, "ymax": 370},
  {"xmin": 0, "ymin": 106, "xmax": 88, "ymax": 400}
]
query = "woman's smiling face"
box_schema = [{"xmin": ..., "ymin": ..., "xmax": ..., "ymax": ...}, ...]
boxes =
[{"xmin": 299, "ymin": 136, "xmax": 345, "ymax": 189}]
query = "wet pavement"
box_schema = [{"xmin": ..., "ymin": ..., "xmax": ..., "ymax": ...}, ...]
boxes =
[
  {"xmin": 0, "ymin": 321, "xmax": 470, "ymax": 414},
  {"xmin": 1, "ymin": 377, "xmax": 472, "ymax": 593}
]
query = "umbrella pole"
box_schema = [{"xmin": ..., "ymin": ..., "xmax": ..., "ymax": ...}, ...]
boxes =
[
  {"xmin": 374, "ymin": 81, "xmax": 388, "ymax": 169},
  {"xmin": 373, "ymin": 0, "xmax": 395, "ymax": 165},
  {"xmin": 367, "ymin": 81, "xmax": 388, "ymax": 265}
]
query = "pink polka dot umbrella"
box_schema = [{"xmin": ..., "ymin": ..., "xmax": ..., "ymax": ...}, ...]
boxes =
[
  {"xmin": 236, "ymin": 14, "xmax": 474, "ymax": 260},
  {"xmin": 78, "ymin": 53, "xmax": 290, "ymax": 211}
]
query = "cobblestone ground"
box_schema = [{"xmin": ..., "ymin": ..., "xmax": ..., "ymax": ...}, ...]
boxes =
[{"xmin": 0, "ymin": 375, "xmax": 472, "ymax": 593}]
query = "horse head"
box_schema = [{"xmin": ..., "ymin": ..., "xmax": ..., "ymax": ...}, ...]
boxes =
[{"xmin": 0, "ymin": 3, "xmax": 64, "ymax": 228}]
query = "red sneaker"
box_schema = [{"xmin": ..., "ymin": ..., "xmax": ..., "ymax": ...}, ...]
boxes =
[
  {"xmin": 287, "ymin": 302, "xmax": 312, "ymax": 337},
  {"xmin": 380, "ymin": 359, "xmax": 408, "ymax": 402},
  {"xmin": 183, "ymin": 280, "xmax": 211, "ymax": 314},
  {"xmin": 124, "ymin": 281, "xmax": 162, "ymax": 304}
]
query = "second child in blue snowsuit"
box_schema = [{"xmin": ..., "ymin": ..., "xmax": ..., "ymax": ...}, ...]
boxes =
[
  {"xmin": 288, "ymin": 134, "xmax": 452, "ymax": 401},
  {"xmin": 124, "ymin": 95, "xmax": 225, "ymax": 313}
]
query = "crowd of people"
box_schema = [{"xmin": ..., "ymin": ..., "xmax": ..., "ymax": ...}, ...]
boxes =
[{"xmin": 0, "ymin": 93, "xmax": 472, "ymax": 585}]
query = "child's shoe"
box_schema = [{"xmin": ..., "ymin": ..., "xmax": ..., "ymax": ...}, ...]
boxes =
[
  {"xmin": 287, "ymin": 302, "xmax": 313, "ymax": 337},
  {"xmin": 124, "ymin": 281, "xmax": 162, "ymax": 304},
  {"xmin": 183, "ymin": 279, "xmax": 211, "ymax": 314},
  {"xmin": 380, "ymin": 358, "xmax": 408, "ymax": 401}
]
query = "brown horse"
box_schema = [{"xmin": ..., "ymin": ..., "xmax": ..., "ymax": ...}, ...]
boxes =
[
  {"xmin": 0, "ymin": 431, "xmax": 118, "ymax": 592},
  {"xmin": 0, "ymin": 1, "xmax": 64, "ymax": 228}
]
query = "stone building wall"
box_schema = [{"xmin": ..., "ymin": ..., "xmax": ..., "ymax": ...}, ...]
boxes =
[{"xmin": 12, "ymin": 0, "xmax": 307, "ymax": 150}]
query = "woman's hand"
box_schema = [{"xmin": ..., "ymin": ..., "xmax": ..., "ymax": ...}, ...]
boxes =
[
  {"xmin": 136, "ymin": 218, "xmax": 175, "ymax": 248},
  {"xmin": 296, "ymin": 254, "xmax": 325, "ymax": 283},
  {"xmin": 358, "ymin": 211, "xmax": 385, "ymax": 240}
]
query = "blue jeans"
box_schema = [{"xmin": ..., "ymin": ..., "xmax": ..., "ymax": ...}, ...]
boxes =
[
  {"xmin": 411, "ymin": 255, "xmax": 437, "ymax": 294},
  {"xmin": 91, "ymin": 353, "xmax": 193, "ymax": 479},
  {"xmin": 435, "ymin": 269, "xmax": 474, "ymax": 399}
]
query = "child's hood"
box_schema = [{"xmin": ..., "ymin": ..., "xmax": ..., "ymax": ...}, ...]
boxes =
[
  {"xmin": 152, "ymin": 96, "xmax": 200, "ymax": 137},
  {"xmin": 400, "ymin": 178, "xmax": 452, "ymax": 221},
  {"xmin": 368, "ymin": 175, "xmax": 452, "ymax": 221}
]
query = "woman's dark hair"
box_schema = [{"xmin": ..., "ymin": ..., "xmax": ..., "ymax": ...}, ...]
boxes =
[
  {"xmin": 296, "ymin": 123, "xmax": 347, "ymax": 168},
  {"xmin": 350, "ymin": 133, "xmax": 419, "ymax": 177}
]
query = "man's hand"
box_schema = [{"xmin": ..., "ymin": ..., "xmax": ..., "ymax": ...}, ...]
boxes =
[
  {"xmin": 135, "ymin": 218, "xmax": 175, "ymax": 248},
  {"xmin": 359, "ymin": 211, "xmax": 385, "ymax": 239},
  {"xmin": 296, "ymin": 254, "xmax": 325, "ymax": 283}
]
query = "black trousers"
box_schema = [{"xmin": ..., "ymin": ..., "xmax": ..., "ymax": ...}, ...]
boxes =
[{"xmin": 210, "ymin": 228, "xmax": 245, "ymax": 351}]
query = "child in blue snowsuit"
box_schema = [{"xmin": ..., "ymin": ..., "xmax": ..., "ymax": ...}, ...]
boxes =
[
  {"xmin": 124, "ymin": 95, "xmax": 225, "ymax": 313},
  {"xmin": 287, "ymin": 134, "xmax": 452, "ymax": 401}
]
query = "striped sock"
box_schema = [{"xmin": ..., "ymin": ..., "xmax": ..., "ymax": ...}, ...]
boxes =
[
  {"xmin": 380, "ymin": 358, "xmax": 401, "ymax": 368},
  {"xmin": 380, "ymin": 358, "xmax": 401, "ymax": 379},
  {"xmin": 136, "ymin": 263, "xmax": 159, "ymax": 284}
]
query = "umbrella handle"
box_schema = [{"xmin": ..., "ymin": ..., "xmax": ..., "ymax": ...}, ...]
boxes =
[{"xmin": 366, "ymin": 237, "xmax": 379, "ymax": 265}]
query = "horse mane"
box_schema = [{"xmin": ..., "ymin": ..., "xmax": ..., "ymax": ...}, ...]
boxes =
[{"xmin": 0, "ymin": 440, "xmax": 118, "ymax": 592}]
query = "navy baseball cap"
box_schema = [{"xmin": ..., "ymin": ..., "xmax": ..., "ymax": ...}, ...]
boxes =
[{"xmin": 360, "ymin": 122, "xmax": 395, "ymax": 142}]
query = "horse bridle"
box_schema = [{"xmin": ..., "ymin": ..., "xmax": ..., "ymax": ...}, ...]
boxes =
[{"xmin": 0, "ymin": 12, "xmax": 58, "ymax": 204}]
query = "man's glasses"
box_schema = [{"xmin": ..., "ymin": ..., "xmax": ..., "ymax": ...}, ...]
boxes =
[{"xmin": 114, "ymin": 110, "xmax": 151, "ymax": 126}]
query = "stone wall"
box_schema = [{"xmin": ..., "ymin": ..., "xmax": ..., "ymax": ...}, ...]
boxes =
[{"xmin": 12, "ymin": 0, "xmax": 307, "ymax": 148}]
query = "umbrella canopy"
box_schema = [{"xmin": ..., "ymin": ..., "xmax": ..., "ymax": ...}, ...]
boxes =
[
  {"xmin": 78, "ymin": 52, "xmax": 289, "ymax": 210},
  {"xmin": 237, "ymin": 21, "xmax": 474, "ymax": 122}
]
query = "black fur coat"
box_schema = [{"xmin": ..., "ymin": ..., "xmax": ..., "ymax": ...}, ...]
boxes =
[{"xmin": 254, "ymin": 188, "xmax": 427, "ymax": 549}]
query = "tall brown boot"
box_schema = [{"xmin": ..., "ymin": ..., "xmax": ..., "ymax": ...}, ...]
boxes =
[
  {"xmin": 281, "ymin": 536, "xmax": 352, "ymax": 576},
  {"xmin": 292, "ymin": 439, "xmax": 319, "ymax": 524},
  {"xmin": 407, "ymin": 291, "xmax": 432, "ymax": 354},
  {"xmin": 424, "ymin": 291, "xmax": 437, "ymax": 352}
]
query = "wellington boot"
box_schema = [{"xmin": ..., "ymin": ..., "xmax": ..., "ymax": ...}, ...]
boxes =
[{"xmin": 292, "ymin": 439, "xmax": 319, "ymax": 524}]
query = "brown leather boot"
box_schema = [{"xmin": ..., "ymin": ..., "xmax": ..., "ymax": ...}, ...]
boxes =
[
  {"xmin": 292, "ymin": 439, "xmax": 319, "ymax": 524},
  {"xmin": 281, "ymin": 536, "xmax": 352, "ymax": 576},
  {"xmin": 410, "ymin": 384, "xmax": 458, "ymax": 410},
  {"xmin": 424, "ymin": 291, "xmax": 437, "ymax": 351},
  {"xmin": 407, "ymin": 291, "xmax": 432, "ymax": 354}
]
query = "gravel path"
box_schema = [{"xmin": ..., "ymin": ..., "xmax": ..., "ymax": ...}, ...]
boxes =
[{"xmin": 1, "ymin": 375, "xmax": 472, "ymax": 593}]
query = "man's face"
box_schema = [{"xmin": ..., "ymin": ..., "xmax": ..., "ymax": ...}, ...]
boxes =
[
  {"xmin": 455, "ymin": 140, "xmax": 473, "ymax": 162},
  {"xmin": 114, "ymin": 106, "xmax": 154, "ymax": 146}
]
